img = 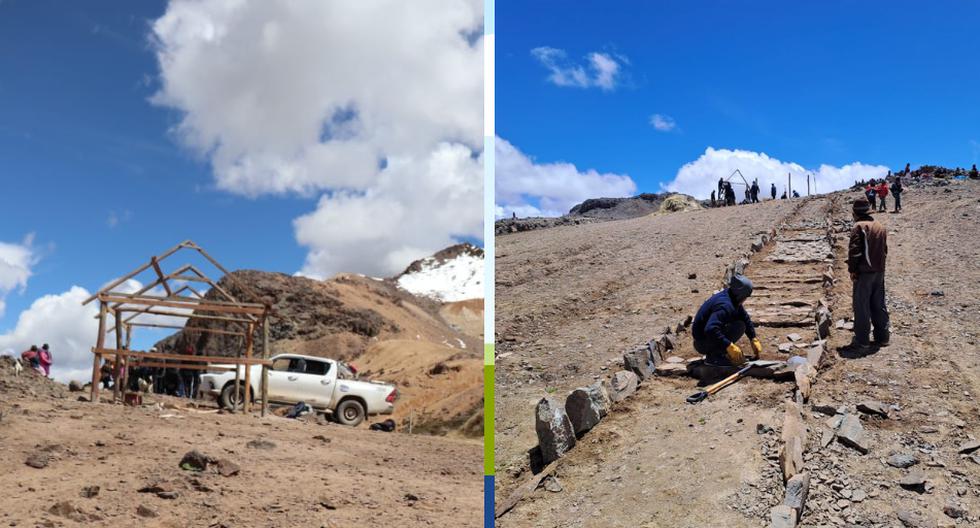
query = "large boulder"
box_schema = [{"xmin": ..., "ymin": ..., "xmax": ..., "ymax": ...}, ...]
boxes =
[
  {"xmin": 68, "ymin": 380, "xmax": 84, "ymax": 392},
  {"xmin": 535, "ymin": 397, "xmax": 576, "ymax": 464},
  {"xmin": 564, "ymin": 383, "xmax": 609, "ymax": 435},
  {"xmin": 623, "ymin": 348, "xmax": 655, "ymax": 380}
]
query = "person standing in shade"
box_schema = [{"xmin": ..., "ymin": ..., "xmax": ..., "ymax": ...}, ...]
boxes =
[{"xmin": 844, "ymin": 198, "xmax": 889, "ymax": 354}]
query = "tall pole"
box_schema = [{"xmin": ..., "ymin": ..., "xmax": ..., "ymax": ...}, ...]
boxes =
[
  {"xmin": 807, "ymin": 174, "xmax": 811, "ymax": 196},
  {"xmin": 113, "ymin": 309, "xmax": 124, "ymax": 403},
  {"xmin": 90, "ymin": 300, "xmax": 107, "ymax": 403},
  {"xmin": 261, "ymin": 314, "xmax": 270, "ymax": 417},
  {"xmin": 788, "ymin": 173, "xmax": 792, "ymax": 199},
  {"xmin": 244, "ymin": 323, "xmax": 253, "ymax": 414}
]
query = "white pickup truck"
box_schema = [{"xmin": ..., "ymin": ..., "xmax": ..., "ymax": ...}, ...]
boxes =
[{"xmin": 199, "ymin": 353, "xmax": 396, "ymax": 426}]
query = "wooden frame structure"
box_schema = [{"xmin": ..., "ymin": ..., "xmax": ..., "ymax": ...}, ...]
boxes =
[{"xmin": 82, "ymin": 240, "xmax": 273, "ymax": 416}]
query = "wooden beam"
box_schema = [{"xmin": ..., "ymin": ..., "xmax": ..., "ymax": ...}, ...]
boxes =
[
  {"xmin": 495, "ymin": 460, "xmax": 559, "ymax": 518},
  {"xmin": 116, "ymin": 307, "xmax": 252, "ymax": 324},
  {"xmin": 244, "ymin": 323, "xmax": 253, "ymax": 413},
  {"xmin": 99, "ymin": 295, "xmax": 266, "ymax": 315},
  {"xmin": 188, "ymin": 243, "xmax": 263, "ymax": 304},
  {"xmin": 151, "ymin": 256, "xmax": 172, "ymax": 296},
  {"xmin": 123, "ymin": 322, "xmax": 246, "ymax": 337},
  {"xmin": 100, "ymin": 292, "xmax": 266, "ymax": 309},
  {"xmin": 127, "ymin": 360, "xmax": 235, "ymax": 372},
  {"xmin": 81, "ymin": 240, "xmax": 191, "ymax": 305},
  {"xmin": 90, "ymin": 301, "xmax": 107, "ymax": 403},
  {"xmin": 261, "ymin": 315, "xmax": 269, "ymax": 418},
  {"xmin": 91, "ymin": 348, "xmax": 272, "ymax": 367}
]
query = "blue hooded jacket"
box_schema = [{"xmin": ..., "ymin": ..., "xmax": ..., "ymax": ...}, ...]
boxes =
[{"xmin": 692, "ymin": 280, "xmax": 756, "ymax": 346}]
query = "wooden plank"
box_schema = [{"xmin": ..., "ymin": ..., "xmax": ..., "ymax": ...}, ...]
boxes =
[
  {"xmin": 115, "ymin": 308, "xmax": 253, "ymax": 325},
  {"xmin": 262, "ymin": 316, "xmax": 269, "ymax": 417},
  {"xmin": 90, "ymin": 301, "xmax": 107, "ymax": 403},
  {"xmin": 127, "ymin": 361, "xmax": 234, "ymax": 372},
  {"xmin": 98, "ymin": 293, "xmax": 266, "ymax": 312},
  {"xmin": 113, "ymin": 309, "xmax": 123, "ymax": 403},
  {"xmin": 81, "ymin": 240, "xmax": 190, "ymax": 305},
  {"xmin": 123, "ymin": 322, "xmax": 246, "ymax": 337},
  {"xmin": 151, "ymin": 256, "xmax": 173, "ymax": 296},
  {"xmin": 91, "ymin": 348, "xmax": 272, "ymax": 367},
  {"xmin": 495, "ymin": 460, "xmax": 559, "ymax": 518},
  {"xmin": 244, "ymin": 323, "xmax": 253, "ymax": 413}
]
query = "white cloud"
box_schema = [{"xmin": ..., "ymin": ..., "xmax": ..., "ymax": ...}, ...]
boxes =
[
  {"xmin": 0, "ymin": 234, "xmax": 37, "ymax": 317},
  {"xmin": 665, "ymin": 147, "xmax": 889, "ymax": 199},
  {"xmin": 495, "ymin": 137, "xmax": 637, "ymax": 218},
  {"xmin": 531, "ymin": 47, "xmax": 623, "ymax": 91},
  {"xmin": 150, "ymin": 0, "xmax": 483, "ymax": 277},
  {"xmin": 650, "ymin": 113, "xmax": 676, "ymax": 132}
]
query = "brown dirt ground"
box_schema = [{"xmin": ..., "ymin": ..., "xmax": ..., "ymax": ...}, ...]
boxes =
[
  {"xmin": 494, "ymin": 180, "xmax": 980, "ymax": 527},
  {"xmin": 0, "ymin": 367, "xmax": 483, "ymax": 527}
]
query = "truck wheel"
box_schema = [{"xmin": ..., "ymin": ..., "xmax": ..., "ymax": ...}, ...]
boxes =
[
  {"xmin": 220, "ymin": 383, "xmax": 246, "ymax": 410},
  {"xmin": 335, "ymin": 399, "xmax": 365, "ymax": 426}
]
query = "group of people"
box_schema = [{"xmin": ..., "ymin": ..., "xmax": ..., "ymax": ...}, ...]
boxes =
[
  {"xmin": 863, "ymin": 175, "xmax": 904, "ymax": 213},
  {"xmin": 99, "ymin": 344, "xmax": 201, "ymax": 399},
  {"xmin": 691, "ymin": 191, "xmax": 892, "ymax": 366},
  {"xmin": 710, "ymin": 178, "xmax": 789, "ymax": 207},
  {"xmin": 20, "ymin": 344, "xmax": 53, "ymax": 376}
]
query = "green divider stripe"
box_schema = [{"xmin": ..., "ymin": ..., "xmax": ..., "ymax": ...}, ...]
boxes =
[
  {"xmin": 484, "ymin": 342, "xmax": 494, "ymax": 366},
  {"xmin": 484, "ymin": 363, "xmax": 495, "ymax": 476}
]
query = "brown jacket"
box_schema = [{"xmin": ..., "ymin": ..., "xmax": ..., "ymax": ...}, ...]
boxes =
[{"xmin": 848, "ymin": 216, "xmax": 887, "ymax": 274}]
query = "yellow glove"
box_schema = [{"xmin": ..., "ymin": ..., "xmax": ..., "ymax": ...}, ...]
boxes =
[
  {"xmin": 751, "ymin": 338, "xmax": 763, "ymax": 356},
  {"xmin": 726, "ymin": 343, "xmax": 745, "ymax": 365}
]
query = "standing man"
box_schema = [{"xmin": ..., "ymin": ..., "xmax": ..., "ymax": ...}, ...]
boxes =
[
  {"xmin": 770, "ymin": 183, "xmax": 776, "ymax": 200},
  {"xmin": 750, "ymin": 180, "xmax": 760, "ymax": 203},
  {"xmin": 890, "ymin": 176, "xmax": 903, "ymax": 213},
  {"xmin": 718, "ymin": 177, "xmax": 725, "ymax": 200},
  {"xmin": 864, "ymin": 179, "xmax": 877, "ymax": 211},
  {"xmin": 691, "ymin": 275, "xmax": 763, "ymax": 366},
  {"xmin": 875, "ymin": 180, "xmax": 889, "ymax": 212},
  {"xmin": 846, "ymin": 198, "xmax": 889, "ymax": 353},
  {"xmin": 710, "ymin": 190, "xmax": 716, "ymax": 207}
]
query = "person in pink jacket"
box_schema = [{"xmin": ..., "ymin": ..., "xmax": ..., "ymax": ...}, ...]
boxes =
[{"xmin": 38, "ymin": 343, "xmax": 52, "ymax": 376}]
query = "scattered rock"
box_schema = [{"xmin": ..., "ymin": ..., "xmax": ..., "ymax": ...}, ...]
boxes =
[
  {"xmin": 811, "ymin": 401, "xmax": 838, "ymax": 416},
  {"xmin": 246, "ymin": 439, "xmax": 277, "ymax": 450},
  {"xmin": 318, "ymin": 497, "xmax": 338, "ymax": 510},
  {"xmin": 48, "ymin": 501, "xmax": 89, "ymax": 522},
  {"xmin": 930, "ymin": 290, "xmax": 945, "ymax": 297},
  {"xmin": 535, "ymin": 397, "xmax": 576, "ymax": 464},
  {"xmin": 312, "ymin": 434, "xmax": 331, "ymax": 443},
  {"xmin": 564, "ymin": 383, "xmax": 609, "ymax": 435},
  {"xmin": 778, "ymin": 343, "xmax": 793, "ymax": 353},
  {"xmin": 836, "ymin": 414, "xmax": 869, "ymax": 454},
  {"xmin": 688, "ymin": 272, "xmax": 697, "ymax": 279},
  {"xmin": 897, "ymin": 508, "xmax": 936, "ymax": 528},
  {"xmin": 157, "ymin": 491, "xmax": 180, "ymax": 500},
  {"xmin": 542, "ymin": 475, "xmax": 563, "ymax": 493},
  {"xmin": 857, "ymin": 400, "xmax": 889, "ymax": 418},
  {"xmin": 770, "ymin": 504, "xmax": 797, "ymax": 528},
  {"xmin": 851, "ymin": 489, "xmax": 866, "ymax": 502},
  {"xmin": 605, "ymin": 371, "xmax": 638, "ymax": 402},
  {"xmin": 942, "ymin": 503, "xmax": 965, "ymax": 519},
  {"xmin": 787, "ymin": 333, "xmax": 802, "ymax": 342},
  {"xmin": 887, "ymin": 454, "xmax": 919, "ymax": 468},
  {"xmin": 136, "ymin": 504, "xmax": 158, "ymax": 518},
  {"xmin": 79, "ymin": 486, "xmax": 100, "ymax": 498},
  {"xmin": 957, "ymin": 439, "xmax": 980, "ymax": 454},
  {"xmin": 215, "ymin": 459, "xmax": 240, "ymax": 477},
  {"xmin": 25, "ymin": 453, "xmax": 49, "ymax": 469},
  {"xmin": 179, "ymin": 450, "xmax": 212, "ymax": 472},
  {"xmin": 622, "ymin": 348, "xmax": 655, "ymax": 380},
  {"xmin": 899, "ymin": 470, "xmax": 927, "ymax": 493},
  {"xmin": 653, "ymin": 362, "xmax": 689, "ymax": 377},
  {"xmin": 783, "ymin": 472, "xmax": 810, "ymax": 519},
  {"xmin": 68, "ymin": 380, "xmax": 84, "ymax": 392}
]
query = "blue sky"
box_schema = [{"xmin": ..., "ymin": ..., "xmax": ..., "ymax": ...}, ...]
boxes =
[
  {"xmin": 495, "ymin": 0, "xmax": 980, "ymax": 214},
  {"xmin": 0, "ymin": 2, "xmax": 308, "ymax": 347},
  {"xmin": 0, "ymin": 0, "xmax": 484, "ymax": 380}
]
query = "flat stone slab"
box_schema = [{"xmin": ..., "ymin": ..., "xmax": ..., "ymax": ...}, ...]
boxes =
[
  {"xmin": 899, "ymin": 470, "xmax": 927, "ymax": 492},
  {"xmin": 769, "ymin": 504, "xmax": 798, "ymax": 528},
  {"xmin": 836, "ymin": 414, "xmax": 869, "ymax": 454},
  {"xmin": 957, "ymin": 439, "xmax": 980, "ymax": 454},
  {"xmin": 857, "ymin": 400, "xmax": 889, "ymax": 418},
  {"xmin": 783, "ymin": 472, "xmax": 810, "ymax": 518},
  {"xmin": 887, "ymin": 454, "xmax": 919, "ymax": 468},
  {"xmin": 654, "ymin": 362, "xmax": 689, "ymax": 377}
]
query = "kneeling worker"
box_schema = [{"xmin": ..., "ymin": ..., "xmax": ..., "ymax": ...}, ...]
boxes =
[{"xmin": 692, "ymin": 274, "xmax": 762, "ymax": 366}]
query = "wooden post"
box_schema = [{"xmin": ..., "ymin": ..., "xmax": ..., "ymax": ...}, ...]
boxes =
[
  {"xmin": 261, "ymin": 314, "xmax": 269, "ymax": 417},
  {"xmin": 233, "ymin": 352, "xmax": 241, "ymax": 413},
  {"xmin": 807, "ymin": 174, "xmax": 811, "ymax": 196},
  {"xmin": 243, "ymin": 323, "xmax": 253, "ymax": 414},
  {"xmin": 90, "ymin": 301, "xmax": 107, "ymax": 403},
  {"xmin": 113, "ymin": 309, "xmax": 124, "ymax": 403},
  {"xmin": 788, "ymin": 173, "xmax": 792, "ymax": 199}
]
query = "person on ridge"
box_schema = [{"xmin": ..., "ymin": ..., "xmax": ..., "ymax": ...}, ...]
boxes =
[
  {"xmin": 38, "ymin": 343, "xmax": 52, "ymax": 377},
  {"xmin": 890, "ymin": 176, "xmax": 903, "ymax": 213},
  {"xmin": 691, "ymin": 274, "xmax": 763, "ymax": 366},
  {"xmin": 864, "ymin": 179, "xmax": 877, "ymax": 210},
  {"xmin": 875, "ymin": 179, "xmax": 889, "ymax": 212},
  {"xmin": 770, "ymin": 183, "xmax": 777, "ymax": 200},
  {"xmin": 845, "ymin": 198, "xmax": 889, "ymax": 353}
]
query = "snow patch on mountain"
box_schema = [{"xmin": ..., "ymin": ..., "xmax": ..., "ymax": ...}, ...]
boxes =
[{"xmin": 396, "ymin": 244, "xmax": 483, "ymax": 302}]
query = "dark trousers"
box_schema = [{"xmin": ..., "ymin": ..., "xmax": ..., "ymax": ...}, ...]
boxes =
[
  {"xmin": 893, "ymin": 192, "xmax": 901, "ymax": 211},
  {"xmin": 695, "ymin": 321, "xmax": 746, "ymax": 366},
  {"xmin": 878, "ymin": 195, "xmax": 887, "ymax": 211},
  {"xmin": 852, "ymin": 272, "xmax": 889, "ymax": 345},
  {"xmin": 868, "ymin": 194, "xmax": 876, "ymax": 209}
]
